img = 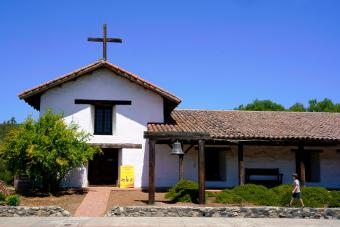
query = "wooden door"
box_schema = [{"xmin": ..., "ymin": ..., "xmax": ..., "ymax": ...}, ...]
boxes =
[{"xmin": 88, "ymin": 148, "xmax": 118, "ymax": 185}]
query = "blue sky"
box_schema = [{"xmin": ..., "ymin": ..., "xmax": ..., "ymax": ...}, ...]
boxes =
[{"xmin": 0, "ymin": 0, "xmax": 339, "ymax": 122}]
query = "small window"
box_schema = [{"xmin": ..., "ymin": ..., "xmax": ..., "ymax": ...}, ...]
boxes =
[
  {"xmin": 205, "ymin": 148, "xmax": 226, "ymax": 181},
  {"xmin": 94, "ymin": 105, "xmax": 112, "ymax": 135}
]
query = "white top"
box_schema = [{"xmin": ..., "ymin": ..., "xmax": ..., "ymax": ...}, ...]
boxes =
[{"xmin": 293, "ymin": 179, "xmax": 300, "ymax": 193}]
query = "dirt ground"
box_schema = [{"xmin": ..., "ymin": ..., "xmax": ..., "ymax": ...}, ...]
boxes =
[
  {"xmin": 105, "ymin": 190, "xmax": 226, "ymax": 212},
  {"xmin": 20, "ymin": 189, "xmax": 87, "ymax": 215}
]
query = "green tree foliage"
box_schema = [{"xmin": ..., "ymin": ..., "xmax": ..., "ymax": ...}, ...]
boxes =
[
  {"xmin": 308, "ymin": 98, "xmax": 339, "ymax": 112},
  {"xmin": 0, "ymin": 117, "xmax": 17, "ymax": 143},
  {"xmin": 0, "ymin": 117, "xmax": 17, "ymax": 185},
  {"xmin": 288, "ymin": 103, "xmax": 306, "ymax": 112},
  {"xmin": 235, "ymin": 98, "xmax": 340, "ymax": 112},
  {"xmin": 0, "ymin": 110, "xmax": 100, "ymax": 192},
  {"xmin": 235, "ymin": 99, "xmax": 285, "ymax": 111}
]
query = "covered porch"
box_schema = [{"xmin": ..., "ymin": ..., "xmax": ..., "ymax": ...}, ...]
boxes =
[
  {"xmin": 144, "ymin": 110, "xmax": 340, "ymax": 204},
  {"xmin": 144, "ymin": 130, "xmax": 340, "ymax": 204}
]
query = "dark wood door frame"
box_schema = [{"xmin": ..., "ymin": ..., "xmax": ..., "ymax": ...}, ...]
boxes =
[{"xmin": 88, "ymin": 148, "xmax": 119, "ymax": 185}]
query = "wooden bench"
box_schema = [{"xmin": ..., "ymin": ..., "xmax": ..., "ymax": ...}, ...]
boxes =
[{"xmin": 245, "ymin": 168, "xmax": 283, "ymax": 188}]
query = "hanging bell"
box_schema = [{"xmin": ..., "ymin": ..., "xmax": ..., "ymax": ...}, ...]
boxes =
[{"xmin": 170, "ymin": 141, "xmax": 184, "ymax": 155}]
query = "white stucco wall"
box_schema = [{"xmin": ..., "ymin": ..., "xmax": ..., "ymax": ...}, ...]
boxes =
[
  {"xmin": 243, "ymin": 145, "xmax": 296, "ymax": 184},
  {"xmin": 40, "ymin": 68, "xmax": 164, "ymax": 188},
  {"xmin": 304, "ymin": 146, "xmax": 340, "ymax": 189},
  {"xmin": 152, "ymin": 145, "xmax": 340, "ymax": 189}
]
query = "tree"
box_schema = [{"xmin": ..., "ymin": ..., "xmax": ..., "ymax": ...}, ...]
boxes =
[
  {"xmin": 307, "ymin": 98, "xmax": 338, "ymax": 112},
  {"xmin": 288, "ymin": 103, "xmax": 306, "ymax": 112},
  {"xmin": 0, "ymin": 117, "xmax": 18, "ymax": 185},
  {"xmin": 0, "ymin": 110, "xmax": 100, "ymax": 192},
  {"xmin": 235, "ymin": 99, "xmax": 285, "ymax": 111},
  {"xmin": 0, "ymin": 117, "xmax": 17, "ymax": 143},
  {"xmin": 235, "ymin": 98, "xmax": 340, "ymax": 112}
]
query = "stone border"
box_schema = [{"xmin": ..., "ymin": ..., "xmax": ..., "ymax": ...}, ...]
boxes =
[
  {"xmin": 0, "ymin": 206, "xmax": 71, "ymax": 217},
  {"xmin": 106, "ymin": 206, "xmax": 340, "ymax": 219}
]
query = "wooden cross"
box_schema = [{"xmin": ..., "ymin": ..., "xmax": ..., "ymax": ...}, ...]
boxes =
[{"xmin": 88, "ymin": 24, "xmax": 122, "ymax": 61}]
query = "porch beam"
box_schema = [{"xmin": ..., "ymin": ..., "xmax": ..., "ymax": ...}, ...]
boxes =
[
  {"xmin": 148, "ymin": 140, "xmax": 156, "ymax": 205},
  {"xmin": 90, "ymin": 143, "xmax": 142, "ymax": 149},
  {"xmin": 238, "ymin": 143, "xmax": 244, "ymax": 185},
  {"xmin": 198, "ymin": 139, "xmax": 206, "ymax": 204}
]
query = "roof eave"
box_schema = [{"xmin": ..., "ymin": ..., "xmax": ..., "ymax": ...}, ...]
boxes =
[{"xmin": 18, "ymin": 60, "xmax": 181, "ymax": 110}]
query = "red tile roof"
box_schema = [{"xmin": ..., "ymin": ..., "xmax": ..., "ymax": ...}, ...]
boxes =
[
  {"xmin": 147, "ymin": 109, "xmax": 340, "ymax": 142},
  {"xmin": 18, "ymin": 60, "xmax": 181, "ymax": 110}
]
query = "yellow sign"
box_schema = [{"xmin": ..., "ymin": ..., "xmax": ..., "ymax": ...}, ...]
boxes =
[{"xmin": 120, "ymin": 165, "xmax": 134, "ymax": 188}]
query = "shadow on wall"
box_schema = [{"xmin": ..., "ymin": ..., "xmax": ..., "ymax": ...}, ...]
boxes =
[{"xmin": 141, "ymin": 140, "xmax": 149, "ymax": 189}]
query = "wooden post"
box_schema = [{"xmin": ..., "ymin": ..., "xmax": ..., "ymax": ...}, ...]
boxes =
[
  {"xmin": 198, "ymin": 139, "xmax": 205, "ymax": 204},
  {"xmin": 148, "ymin": 140, "xmax": 156, "ymax": 205},
  {"xmin": 298, "ymin": 143, "xmax": 305, "ymax": 187},
  {"xmin": 179, "ymin": 154, "xmax": 184, "ymax": 180},
  {"xmin": 238, "ymin": 143, "xmax": 244, "ymax": 185}
]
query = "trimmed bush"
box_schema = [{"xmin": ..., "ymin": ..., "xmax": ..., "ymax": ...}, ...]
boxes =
[
  {"xmin": 215, "ymin": 189, "xmax": 243, "ymax": 205},
  {"xmin": 329, "ymin": 191, "xmax": 340, "ymax": 207},
  {"xmin": 165, "ymin": 180, "xmax": 199, "ymax": 203},
  {"xmin": 233, "ymin": 184, "xmax": 277, "ymax": 206},
  {"xmin": 301, "ymin": 187, "xmax": 331, "ymax": 208},
  {"xmin": 6, "ymin": 194, "xmax": 20, "ymax": 206},
  {"xmin": 270, "ymin": 184, "xmax": 292, "ymax": 206},
  {"xmin": 206, "ymin": 191, "xmax": 217, "ymax": 198}
]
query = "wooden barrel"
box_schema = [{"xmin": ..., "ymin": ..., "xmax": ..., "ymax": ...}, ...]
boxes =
[{"xmin": 14, "ymin": 176, "xmax": 33, "ymax": 194}]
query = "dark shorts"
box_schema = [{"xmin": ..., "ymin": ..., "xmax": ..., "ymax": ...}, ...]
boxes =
[{"xmin": 292, "ymin": 192, "xmax": 301, "ymax": 199}]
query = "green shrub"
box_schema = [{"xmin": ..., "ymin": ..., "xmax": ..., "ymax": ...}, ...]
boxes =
[
  {"xmin": 214, "ymin": 184, "xmax": 335, "ymax": 208},
  {"xmin": 215, "ymin": 189, "xmax": 243, "ymax": 205},
  {"xmin": 165, "ymin": 180, "xmax": 199, "ymax": 203},
  {"xmin": 270, "ymin": 184, "xmax": 292, "ymax": 206},
  {"xmin": 301, "ymin": 187, "xmax": 331, "ymax": 208},
  {"xmin": 329, "ymin": 191, "xmax": 340, "ymax": 207},
  {"xmin": 0, "ymin": 192, "xmax": 5, "ymax": 201},
  {"xmin": 232, "ymin": 184, "xmax": 278, "ymax": 206},
  {"xmin": 206, "ymin": 191, "xmax": 217, "ymax": 198},
  {"xmin": 6, "ymin": 195, "xmax": 20, "ymax": 206}
]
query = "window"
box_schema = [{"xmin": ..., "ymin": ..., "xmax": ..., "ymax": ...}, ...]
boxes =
[
  {"xmin": 94, "ymin": 105, "xmax": 113, "ymax": 135},
  {"xmin": 205, "ymin": 148, "xmax": 226, "ymax": 181},
  {"xmin": 305, "ymin": 151, "xmax": 320, "ymax": 182},
  {"xmin": 295, "ymin": 150, "xmax": 321, "ymax": 183}
]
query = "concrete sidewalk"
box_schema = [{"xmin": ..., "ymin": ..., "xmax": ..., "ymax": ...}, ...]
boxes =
[{"xmin": 0, "ymin": 217, "xmax": 339, "ymax": 227}]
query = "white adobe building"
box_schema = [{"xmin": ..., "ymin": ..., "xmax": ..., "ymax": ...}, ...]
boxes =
[{"xmin": 18, "ymin": 60, "xmax": 340, "ymax": 204}]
